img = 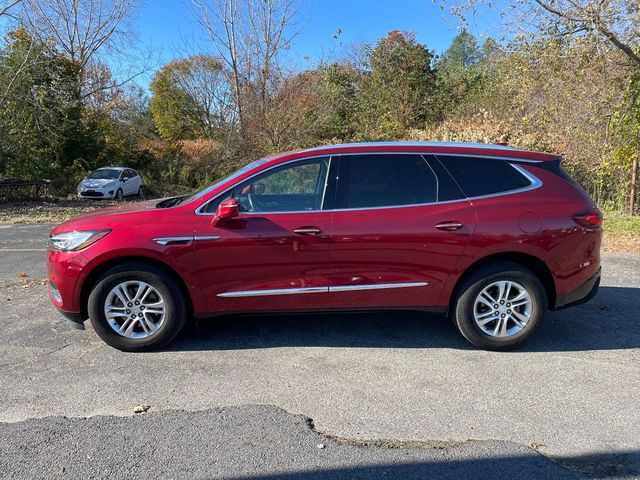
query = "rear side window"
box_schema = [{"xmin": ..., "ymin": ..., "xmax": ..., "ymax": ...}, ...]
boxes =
[
  {"xmin": 337, "ymin": 154, "xmax": 438, "ymax": 209},
  {"xmin": 437, "ymin": 155, "xmax": 531, "ymax": 197}
]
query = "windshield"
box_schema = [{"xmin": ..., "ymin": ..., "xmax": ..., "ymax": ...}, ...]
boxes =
[
  {"xmin": 181, "ymin": 159, "xmax": 270, "ymax": 205},
  {"xmin": 87, "ymin": 168, "xmax": 121, "ymax": 180}
]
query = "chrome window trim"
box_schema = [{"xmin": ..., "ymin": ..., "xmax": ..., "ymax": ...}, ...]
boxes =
[
  {"xmin": 217, "ymin": 281, "xmax": 428, "ymax": 298},
  {"xmin": 195, "ymin": 152, "xmax": 544, "ymax": 216}
]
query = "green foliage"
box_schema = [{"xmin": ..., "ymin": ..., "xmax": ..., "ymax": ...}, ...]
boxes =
[
  {"xmin": 0, "ymin": 29, "xmax": 78, "ymax": 182},
  {"xmin": 357, "ymin": 31, "xmax": 436, "ymax": 138},
  {"xmin": 149, "ymin": 55, "xmax": 227, "ymax": 142},
  {"xmin": 609, "ymin": 74, "xmax": 640, "ymax": 211}
]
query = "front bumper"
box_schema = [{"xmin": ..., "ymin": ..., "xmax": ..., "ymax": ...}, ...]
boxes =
[
  {"xmin": 555, "ymin": 266, "xmax": 601, "ymax": 310},
  {"xmin": 59, "ymin": 309, "xmax": 85, "ymax": 330}
]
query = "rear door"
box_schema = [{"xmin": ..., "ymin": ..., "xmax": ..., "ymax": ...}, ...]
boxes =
[{"xmin": 327, "ymin": 153, "xmax": 477, "ymax": 309}]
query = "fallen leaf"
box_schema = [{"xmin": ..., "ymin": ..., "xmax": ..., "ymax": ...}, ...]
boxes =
[
  {"xmin": 133, "ymin": 404, "xmax": 150, "ymax": 414},
  {"xmin": 530, "ymin": 442, "xmax": 545, "ymax": 450},
  {"xmin": 17, "ymin": 272, "xmax": 27, "ymax": 278},
  {"xmin": 316, "ymin": 444, "xmax": 326, "ymax": 449}
]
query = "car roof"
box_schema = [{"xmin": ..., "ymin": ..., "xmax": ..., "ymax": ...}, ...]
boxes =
[
  {"xmin": 94, "ymin": 167, "xmax": 131, "ymax": 171},
  {"xmin": 260, "ymin": 141, "xmax": 560, "ymax": 169},
  {"xmin": 303, "ymin": 141, "xmax": 516, "ymax": 152}
]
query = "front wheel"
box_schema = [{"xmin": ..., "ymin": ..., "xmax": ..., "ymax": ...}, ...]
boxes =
[
  {"xmin": 115, "ymin": 189, "xmax": 123, "ymax": 201},
  {"xmin": 453, "ymin": 261, "xmax": 548, "ymax": 351},
  {"xmin": 88, "ymin": 263, "xmax": 188, "ymax": 351}
]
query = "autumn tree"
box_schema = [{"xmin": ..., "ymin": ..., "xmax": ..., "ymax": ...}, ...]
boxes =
[
  {"xmin": 149, "ymin": 55, "xmax": 230, "ymax": 142},
  {"xmin": 190, "ymin": 0, "xmax": 298, "ymax": 144}
]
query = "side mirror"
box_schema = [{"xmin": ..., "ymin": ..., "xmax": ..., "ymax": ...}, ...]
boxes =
[{"xmin": 212, "ymin": 198, "xmax": 239, "ymax": 226}]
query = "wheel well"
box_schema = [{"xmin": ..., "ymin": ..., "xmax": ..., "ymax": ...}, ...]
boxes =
[
  {"xmin": 450, "ymin": 252, "xmax": 556, "ymax": 311},
  {"xmin": 79, "ymin": 256, "xmax": 193, "ymax": 321}
]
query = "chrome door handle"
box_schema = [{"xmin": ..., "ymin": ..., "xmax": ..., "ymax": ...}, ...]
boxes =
[
  {"xmin": 293, "ymin": 226, "xmax": 322, "ymax": 236},
  {"xmin": 435, "ymin": 221, "xmax": 463, "ymax": 231}
]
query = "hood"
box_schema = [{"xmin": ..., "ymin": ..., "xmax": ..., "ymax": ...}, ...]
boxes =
[
  {"xmin": 80, "ymin": 178, "xmax": 117, "ymax": 188},
  {"xmin": 52, "ymin": 199, "xmax": 168, "ymax": 234}
]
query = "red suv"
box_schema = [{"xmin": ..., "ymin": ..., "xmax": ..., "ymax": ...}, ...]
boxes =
[{"xmin": 47, "ymin": 142, "xmax": 602, "ymax": 351}]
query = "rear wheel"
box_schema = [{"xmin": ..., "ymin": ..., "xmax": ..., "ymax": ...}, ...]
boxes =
[
  {"xmin": 138, "ymin": 186, "xmax": 145, "ymax": 199},
  {"xmin": 453, "ymin": 261, "xmax": 547, "ymax": 350},
  {"xmin": 88, "ymin": 263, "xmax": 188, "ymax": 351}
]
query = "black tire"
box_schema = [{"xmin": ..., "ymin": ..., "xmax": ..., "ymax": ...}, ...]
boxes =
[
  {"xmin": 88, "ymin": 263, "xmax": 188, "ymax": 351},
  {"xmin": 115, "ymin": 189, "xmax": 123, "ymax": 201},
  {"xmin": 453, "ymin": 261, "xmax": 548, "ymax": 351},
  {"xmin": 138, "ymin": 186, "xmax": 145, "ymax": 200}
]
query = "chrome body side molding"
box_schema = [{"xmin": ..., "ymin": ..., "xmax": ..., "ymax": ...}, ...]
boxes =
[
  {"xmin": 217, "ymin": 282, "xmax": 428, "ymax": 298},
  {"xmin": 153, "ymin": 237, "xmax": 193, "ymax": 246},
  {"xmin": 218, "ymin": 286, "xmax": 328, "ymax": 297},
  {"xmin": 328, "ymin": 282, "xmax": 428, "ymax": 292},
  {"xmin": 194, "ymin": 235, "xmax": 222, "ymax": 242},
  {"xmin": 154, "ymin": 235, "xmax": 221, "ymax": 246}
]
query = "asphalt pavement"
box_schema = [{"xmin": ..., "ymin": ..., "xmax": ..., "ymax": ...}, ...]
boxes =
[{"xmin": 1, "ymin": 223, "xmax": 639, "ymax": 478}]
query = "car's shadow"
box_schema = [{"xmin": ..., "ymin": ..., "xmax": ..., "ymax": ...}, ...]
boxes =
[{"xmin": 168, "ymin": 286, "xmax": 640, "ymax": 352}]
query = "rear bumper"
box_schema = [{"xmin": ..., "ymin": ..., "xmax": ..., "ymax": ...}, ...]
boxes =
[{"xmin": 554, "ymin": 266, "xmax": 601, "ymax": 310}]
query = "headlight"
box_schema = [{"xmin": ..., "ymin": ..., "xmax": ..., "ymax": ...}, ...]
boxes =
[{"xmin": 48, "ymin": 230, "xmax": 110, "ymax": 251}]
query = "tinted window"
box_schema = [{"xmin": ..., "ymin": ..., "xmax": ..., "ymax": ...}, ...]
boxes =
[
  {"xmin": 422, "ymin": 154, "xmax": 466, "ymax": 201},
  {"xmin": 129, "ymin": 169, "xmax": 138, "ymax": 178},
  {"xmin": 215, "ymin": 157, "xmax": 330, "ymax": 213},
  {"xmin": 437, "ymin": 155, "xmax": 531, "ymax": 197},
  {"xmin": 338, "ymin": 154, "xmax": 438, "ymax": 209}
]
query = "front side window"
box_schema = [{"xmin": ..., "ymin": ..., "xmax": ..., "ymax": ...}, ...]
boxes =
[
  {"xmin": 337, "ymin": 154, "xmax": 438, "ymax": 209},
  {"xmin": 203, "ymin": 157, "xmax": 330, "ymax": 213}
]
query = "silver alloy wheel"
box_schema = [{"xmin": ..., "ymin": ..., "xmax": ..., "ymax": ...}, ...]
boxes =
[
  {"xmin": 473, "ymin": 280, "xmax": 533, "ymax": 337},
  {"xmin": 104, "ymin": 281, "xmax": 166, "ymax": 339}
]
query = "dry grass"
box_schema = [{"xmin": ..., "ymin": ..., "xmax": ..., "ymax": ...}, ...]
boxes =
[{"xmin": 601, "ymin": 210, "xmax": 640, "ymax": 256}]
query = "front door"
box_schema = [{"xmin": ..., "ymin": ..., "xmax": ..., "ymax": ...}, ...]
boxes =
[
  {"xmin": 328, "ymin": 153, "xmax": 477, "ymax": 309},
  {"xmin": 194, "ymin": 156, "xmax": 335, "ymax": 313}
]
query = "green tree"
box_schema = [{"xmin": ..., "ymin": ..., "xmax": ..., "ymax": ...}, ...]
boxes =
[
  {"xmin": 357, "ymin": 30, "xmax": 437, "ymax": 139},
  {"xmin": 434, "ymin": 31, "xmax": 499, "ymax": 119},
  {"xmin": 149, "ymin": 55, "xmax": 229, "ymax": 142},
  {"xmin": 0, "ymin": 29, "xmax": 79, "ymax": 181},
  {"xmin": 611, "ymin": 75, "xmax": 640, "ymax": 214}
]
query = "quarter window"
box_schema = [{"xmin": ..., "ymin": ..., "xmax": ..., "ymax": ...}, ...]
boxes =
[
  {"xmin": 338, "ymin": 154, "xmax": 438, "ymax": 209},
  {"xmin": 437, "ymin": 155, "xmax": 532, "ymax": 197}
]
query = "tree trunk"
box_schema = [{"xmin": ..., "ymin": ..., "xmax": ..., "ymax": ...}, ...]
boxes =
[{"xmin": 631, "ymin": 155, "xmax": 638, "ymax": 216}]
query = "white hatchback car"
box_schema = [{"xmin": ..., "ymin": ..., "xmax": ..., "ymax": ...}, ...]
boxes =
[{"xmin": 77, "ymin": 167, "xmax": 144, "ymax": 200}]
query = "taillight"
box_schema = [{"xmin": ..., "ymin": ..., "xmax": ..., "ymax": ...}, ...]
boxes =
[{"xmin": 573, "ymin": 209, "xmax": 602, "ymax": 229}]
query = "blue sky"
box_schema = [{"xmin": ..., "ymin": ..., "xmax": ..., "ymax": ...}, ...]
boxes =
[{"xmin": 136, "ymin": 0, "xmax": 505, "ymax": 72}]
